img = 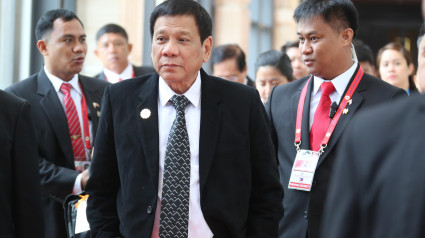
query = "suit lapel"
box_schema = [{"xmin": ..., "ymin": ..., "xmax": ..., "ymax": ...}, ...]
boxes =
[
  {"xmin": 198, "ymin": 69, "xmax": 221, "ymax": 194},
  {"xmin": 318, "ymin": 66, "xmax": 365, "ymax": 165},
  {"xmin": 37, "ymin": 69, "xmax": 75, "ymax": 167},
  {"xmin": 137, "ymin": 73, "xmax": 160, "ymax": 191},
  {"xmin": 79, "ymin": 76, "xmax": 103, "ymax": 141},
  {"xmin": 291, "ymin": 77, "xmax": 313, "ymax": 151}
]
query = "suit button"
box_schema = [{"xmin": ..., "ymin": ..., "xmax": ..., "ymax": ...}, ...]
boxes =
[
  {"xmin": 304, "ymin": 210, "xmax": 308, "ymax": 219},
  {"xmin": 147, "ymin": 206, "xmax": 152, "ymax": 214}
]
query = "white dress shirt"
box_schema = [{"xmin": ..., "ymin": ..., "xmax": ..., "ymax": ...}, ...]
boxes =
[
  {"xmin": 103, "ymin": 63, "xmax": 134, "ymax": 83},
  {"xmin": 44, "ymin": 66, "xmax": 92, "ymax": 194},
  {"xmin": 151, "ymin": 71, "xmax": 213, "ymax": 238},
  {"xmin": 309, "ymin": 63, "xmax": 358, "ymax": 129}
]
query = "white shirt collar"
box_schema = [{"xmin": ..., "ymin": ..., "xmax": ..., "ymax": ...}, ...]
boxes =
[
  {"xmin": 103, "ymin": 63, "xmax": 133, "ymax": 81},
  {"xmin": 312, "ymin": 62, "xmax": 358, "ymax": 97},
  {"xmin": 44, "ymin": 66, "xmax": 81, "ymax": 95},
  {"xmin": 159, "ymin": 71, "xmax": 201, "ymax": 108}
]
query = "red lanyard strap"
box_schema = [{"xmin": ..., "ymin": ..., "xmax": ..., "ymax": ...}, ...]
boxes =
[
  {"xmin": 294, "ymin": 66, "xmax": 364, "ymax": 153},
  {"xmin": 79, "ymin": 83, "xmax": 91, "ymax": 151}
]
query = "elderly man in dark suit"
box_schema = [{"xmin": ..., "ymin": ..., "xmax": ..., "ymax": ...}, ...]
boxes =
[
  {"xmin": 320, "ymin": 22, "xmax": 425, "ymax": 238},
  {"xmin": 265, "ymin": 1, "xmax": 406, "ymax": 238},
  {"xmin": 94, "ymin": 23, "xmax": 155, "ymax": 83},
  {"xmin": 0, "ymin": 90, "xmax": 44, "ymax": 237},
  {"xmin": 6, "ymin": 9, "xmax": 109, "ymax": 238},
  {"xmin": 85, "ymin": 0, "xmax": 284, "ymax": 237}
]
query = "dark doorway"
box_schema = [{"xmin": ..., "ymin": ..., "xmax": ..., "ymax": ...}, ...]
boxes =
[{"xmin": 353, "ymin": 0, "xmax": 422, "ymax": 67}]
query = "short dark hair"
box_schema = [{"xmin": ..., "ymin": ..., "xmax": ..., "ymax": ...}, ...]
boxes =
[
  {"xmin": 293, "ymin": 0, "xmax": 359, "ymax": 38},
  {"xmin": 211, "ymin": 44, "xmax": 246, "ymax": 72},
  {"xmin": 35, "ymin": 8, "xmax": 83, "ymax": 41},
  {"xmin": 281, "ymin": 40, "xmax": 299, "ymax": 53},
  {"xmin": 149, "ymin": 0, "xmax": 212, "ymax": 43},
  {"xmin": 353, "ymin": 40, "xmax": 375, "ymax": 65},
  {"xmin": 96, "ymin": 23, "xmax": 128, "ymax": 42},
  {"xmin": 417, "ymin": 22, "xmax": 425, "ymax": 48},
  {"xmin": 255, "ymin": 50, "xmax": 294, "ymax": 82}
]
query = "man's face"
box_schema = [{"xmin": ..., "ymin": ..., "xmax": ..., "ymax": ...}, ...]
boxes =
[
  {"xmin": 298, "ymin": 16, "xmax": 349, "ymax": 80},
  {"xmin": 39, "ymin": 18, "xmax": 87, "ymax": 81},
  {"xmin": 417, "ymin": 36, "xmax": 425, "ymax": 92},
  {"xmin": 94, "ymin": 32, "xmax": 131, "ymax": 74},
  {"xmin": 213, "ymin": 58, "xmax": 247, "ymax": 84},
  {"xmin": 151, "ymin": 15, "xmax": 212, "ymax": 92},
  {"xmin": 359, "ymin": 61, "xmax": 377, "ymax": 77},
  {"xmin": 286, "ymin": 46, "xmax": 308, "ymax": 79}
]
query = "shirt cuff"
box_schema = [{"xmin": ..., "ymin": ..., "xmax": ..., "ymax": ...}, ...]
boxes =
[{"xmin": 72, "ymin": 173, "xmax": 83, "ymax": 194}]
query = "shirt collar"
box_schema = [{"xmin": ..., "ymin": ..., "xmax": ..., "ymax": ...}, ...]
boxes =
[
  {"xmin": 44, "ymin": 66, "xmax": 81, "ymax": 95},
  {"xmin": 312, "ymin": 62, "xmax": 358, "ymax": 97},
  {"xmin": 103, "ymin": 63, "xmax": 133, "ymax": 81},
  {"xmin": 159, "ymin": 71, "xmax": 201, "ymax": 108}
]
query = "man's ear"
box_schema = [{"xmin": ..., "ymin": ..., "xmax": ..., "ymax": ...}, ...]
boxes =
[
  {"xmin": 94, "ymin": 48, "xmax": 99, "ymax": 58},
  {"xmin": 37, "ymin": 40, "xmax": 48, "ymax": 56},
  {"xmin": 128, "ymin": 43, "xmax": 133, "ymax": 54},
  {"xmin": 341, "ymin": 28, "xmax": 354, "ymax": 46},
  {"xmin": 202, "ymin": 36, "xmax": 213, "ymax": 63}
]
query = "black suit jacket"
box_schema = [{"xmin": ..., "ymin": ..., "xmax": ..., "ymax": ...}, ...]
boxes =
[
  {"xmin": 95, "ymin": 65, "xmax": 155, "ymax": 81},
  {"xmin": 0, "ymin": 90, "xmax": 44, "ymax": 237},
  {"xmin": 6, "ymin": 68, "xmax": 109, "ymax": 238},
  {"xmin": 321, "ymin": 93, "xmax": 425, "ymax": 238},
  {"xmin": 265, "ymin": 65, "xmax": 406, "ymax": 238},
  {"xmin": 86, "ymin": 69, "xmax": 284, "ymax": 238}
]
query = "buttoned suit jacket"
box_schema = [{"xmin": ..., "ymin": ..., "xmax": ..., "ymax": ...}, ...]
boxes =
[
  {"xmin": 0, "ymin": 90, "xmax": 44, "ymax": 237},
  {"xmin": 265, "ymin": 65, "xmax": 406, "ymax": 238},
  {"xmin": 321, "ymin": 93, "xmax": 425, "ymax": 238},
  {"xmin": 95, "ymin": 65, "xmax": 156, "ymax": 81},
  {"xmin": 86, "ymin": 68, "xmax": 284, "ymax": 238},
  {"xmin": 6, "ymin": 68, "xmax": 109, "ymax": 238}
]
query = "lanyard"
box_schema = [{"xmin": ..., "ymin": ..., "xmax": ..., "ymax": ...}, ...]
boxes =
[
  {"xmin": 294, "ymin": 66, "xmax": 364, "ymax": 153},
  {"xmin": 79, "ymin": 83, "xmax": 91, "ymax": 151}
]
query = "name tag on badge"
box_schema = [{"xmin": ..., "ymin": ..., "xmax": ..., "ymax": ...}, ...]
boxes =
[{"xmin": 288, "ymin": 149, "xmax": 320, "ymax": 191}]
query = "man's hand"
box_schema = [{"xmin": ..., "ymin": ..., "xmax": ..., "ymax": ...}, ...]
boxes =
[{"xmin": 81, "ymin": 169, "xmax": 90, "ymax": 190}]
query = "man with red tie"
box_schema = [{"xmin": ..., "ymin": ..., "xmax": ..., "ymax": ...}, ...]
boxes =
[
  {"xmin": 94, "ymin": 23, "xmax": 155, "ymax": 83},
  {"xmin": 265, "ymin": 1, "xmax": 406, "ymax": 238},
  {"xmin": 6, "ymin": 9, "xmax": 109, "ymax": 238}
]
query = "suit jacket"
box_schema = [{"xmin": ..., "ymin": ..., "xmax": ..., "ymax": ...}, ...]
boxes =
[
  {"xmin": 265, "ymin": 65, "xmax": 406, "ymax": 238},
  {"xmin": 321, "ymin": 93, "xmax": 425, "ymax": 238},
  {"xmin": 246, "ymin": 75, "xmax": 255, "ymax": 87},
  {"xmin": 0, "ymin": 90, "xmax": 44, "ymax": 238},
  {"xmin": 6, "ymin": 68, "xmax": 109, "ymax": 238},
  {"xmin": 86, "ymin": 68, "xmax": 284, "ymax": 238},
  {"xmin": 95, "ymin": 65, "xmax": 156, "ymax": 81}
]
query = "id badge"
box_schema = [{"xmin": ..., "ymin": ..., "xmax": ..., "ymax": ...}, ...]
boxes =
[{"xmin": 288, "ymin": 149, "xmax": 320, "ymax": 191}]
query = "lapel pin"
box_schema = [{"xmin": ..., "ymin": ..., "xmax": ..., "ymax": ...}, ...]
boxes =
[
  {"xmin": 93, "ymin": 102, "xmax": 100, "ymax": 108},
  {"xmin": 348, "ymin": 99, "xmax": 352, "ymax": 105},
  {"xmin": 140, "ymin": 108, "xmax": 151, "ymax": 119},
  {"xmin": 343, "ymin": 108, "xmax": 349, "ymax": 114}
]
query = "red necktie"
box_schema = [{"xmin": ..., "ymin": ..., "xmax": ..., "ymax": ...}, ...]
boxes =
[
  {"xmin": 310, "ymin": 82, "xmax": 335, "ymax": 151},
  {"xmin": 60, "ymin": 83, "xmax": 86, "ymax": 161}
]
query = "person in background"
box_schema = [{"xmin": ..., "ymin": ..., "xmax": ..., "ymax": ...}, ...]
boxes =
[
  {"xmin": 265, "ymin": 1, "xmax": 406, "ymax": 237},
  {"xmin": 0, "ymin": 90, "xmax": 44, "ymax": 238},
  {"xmin": 377, "ymin": 42, "xmax": 418, "ymax": 95},
  {"xmin": 281, "ymin": 40, "xmax": 309, "ymax": 80},
  {"xmin": 85, "ymin": 0, "xmax": 284, "ymax": 237},
  {"xmin": 6, "ymin": 9, "xmax": 109, "ymax": 238},
  {"xmin": 255, "ymin": 50, "xmax": 293, "ymax": 103},
  {"xmin": 94, "ymin": 23, "xmax": 155, "ymax": 83},
  {"xmin": 353, "ymin": 39, "xmax": 378, "ymax": 77},
  {"xmin": 320, "ymin": 22, "xmax": 425, "ymax": 238},
  {"xmin": 211, "ymin": 44, "xmax": 255, "ymax": 86}
]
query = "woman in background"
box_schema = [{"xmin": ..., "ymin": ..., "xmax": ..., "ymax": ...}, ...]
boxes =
[
  {"xmin": 255, "ymin": 50, "xmax": 294, "ymax": 103},
  {"xmin": 377, "ymin": 42, "xmax": 418, "ymax": 95}
]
